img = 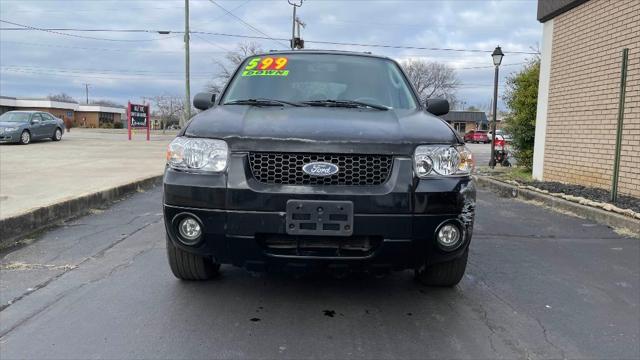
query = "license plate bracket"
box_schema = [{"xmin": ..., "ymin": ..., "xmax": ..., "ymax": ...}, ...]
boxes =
[{"xmin": 286, "ymin": 200, "xmax": 353, "ymax": 236}]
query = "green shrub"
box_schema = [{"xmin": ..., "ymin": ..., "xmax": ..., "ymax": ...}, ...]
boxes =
[{"xmin": 503, "ymin": 59, "xmax": 540, "ymax": 170}]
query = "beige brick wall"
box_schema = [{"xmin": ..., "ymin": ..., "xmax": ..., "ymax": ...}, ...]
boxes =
[{"xmin": 544, "ymin": 0, "xmax": 640, "ymax": 197}]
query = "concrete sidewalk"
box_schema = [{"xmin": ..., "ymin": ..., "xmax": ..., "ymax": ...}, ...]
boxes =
[{"xmin": 0, "ymin": 129, "xmax": 176, "ymax": 220}]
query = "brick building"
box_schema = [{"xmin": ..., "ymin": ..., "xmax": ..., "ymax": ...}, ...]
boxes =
[
  {"xmin": 440, "ymin": 110, "xmax": 489, "ymax": 134},
  {"xmin": 533, "ymin": 0, "xmax": 639, "ymax": 197},
  {"xmin": 0, "ymin": 97, "xmax": 125, "ymax": 128}
]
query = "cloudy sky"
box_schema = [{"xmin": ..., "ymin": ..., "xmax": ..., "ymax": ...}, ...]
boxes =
[{"xmin": 0, "ymin": 0, "xmax": 541, "ymax": 110}]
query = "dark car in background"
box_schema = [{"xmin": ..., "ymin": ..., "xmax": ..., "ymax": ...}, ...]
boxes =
[
  {"xmin": 463, "ymin": 130, "xmax": 489, "ymax": 143},
  {"xmin": 0, "ymin": 111, "xmax": 64, "ymax": 145},
  {"xmin": 163, "ymin": 50, "xmax": 476, "ymax": 287}
]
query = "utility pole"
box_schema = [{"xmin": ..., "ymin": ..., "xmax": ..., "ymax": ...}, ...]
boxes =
[
  {"xmin": 83, "ymin": 83, "xmax": 90, "ymax": 104},
  {"xmin": 294, "ymin": 17, "xmax": 306, "ymax": 49},
  {"xmin": 183, "ymin": 0, "xmax": 191, "ymax": 127},
  {"xmin": 288, "ymin": 0, "xmax": 303, "ymax": 50}
]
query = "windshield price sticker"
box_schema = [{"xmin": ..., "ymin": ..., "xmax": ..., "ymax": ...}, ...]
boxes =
[{"xmin": 242, "ymin": 57, "xmax": 289, "ymax": 77}]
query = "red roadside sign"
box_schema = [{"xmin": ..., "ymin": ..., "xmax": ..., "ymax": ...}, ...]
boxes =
[{"xmin": 127, "ymin": 101, "xmax": 150, "ymax": 141}]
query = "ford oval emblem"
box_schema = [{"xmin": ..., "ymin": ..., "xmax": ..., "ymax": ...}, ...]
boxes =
[{"xmin": 302, "ymin": 162, "xmax": 339, "ymax": 176}]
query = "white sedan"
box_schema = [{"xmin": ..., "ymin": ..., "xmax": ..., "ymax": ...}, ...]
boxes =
[{"xmin": 488, "ymin": 129, "xmax": 512, "ymax": 142}]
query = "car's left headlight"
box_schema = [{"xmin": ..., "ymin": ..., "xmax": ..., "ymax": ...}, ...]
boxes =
[
  {"xmin": 3, "ymin": 127, "xmax": 19, "ymax": 132},
  {"xmin": 166, "ymin": 137, "xmax": 228, "ymax": 172},
  {"xmin": 414, "ymin": 145, "xmax": 473, "ymax": 177}
]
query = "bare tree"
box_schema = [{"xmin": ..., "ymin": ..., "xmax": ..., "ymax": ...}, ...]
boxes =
[
  {"xmin": 207, "ymin": 42, "xmax": 264, "ymax": 93},
  {"xmin": 401, "ymin": 60, "xmax": 459, "ymax": 105},
  {"xmin": 47, "ymin": 93, "xmax": 78, "ymax": 103},
  {"xmin": 152, "ymin": 95, "xmax": 185, "ymax": 133}
]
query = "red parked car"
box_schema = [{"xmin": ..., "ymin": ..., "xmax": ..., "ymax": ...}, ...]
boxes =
[{"xmin": 463, "ymin": 130, "xmax": 490, "ymax": 143}]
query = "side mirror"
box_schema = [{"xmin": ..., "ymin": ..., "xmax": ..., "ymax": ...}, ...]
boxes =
[
  {"xmin": 193, "ymin": 92, "xmax": 216, "ymax": 110},
  {"xmin": 425, "ymin": 98, "xmax": 449, "ymax": 116}
]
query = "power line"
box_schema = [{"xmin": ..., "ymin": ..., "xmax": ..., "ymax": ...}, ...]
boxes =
[
  {"xmin": 0, "ymin": 21, "xmax": 540, "ymax": 54},
  {"xmin": 192, "ymin": 33, "xmax": 231, "ymax": 53},
  {"xmin": 455, "ymin": 62, "xmax": 526, "ymax": 70},
  {"xmin": 0, "ymin": 40, "xmax": 528, "ymax": 70},
  {"xmin": 302, "ymin": 39, "xmax": 538, "ymax": 54},
  {"xmin": 0, "ymin": 68, "xmax": 215, "ymax": 81},
  {"xmin": 1, "ymin": 65, "xmax": 216, "ymax": 77},
  {"xmin": 190, "ymin": 31, "xmax": 537, "ymax": 54},
  {"xmin": 0, "ymin": 40, "xmax": 227, "ymax": 54},
  {"xmin": 1, "ymin": 66, "xmax": 505, "ymax": 87},
  {"xmin": 191, "ymin": 0, "xmax": 251, "ymax": 25},
  {"xmin": 204, "ymin": 0, "xmax": 288, "ymax": 49},
  {"xmin": 0, "ymin": 20, "xmax": 181, "ymax": 42}
]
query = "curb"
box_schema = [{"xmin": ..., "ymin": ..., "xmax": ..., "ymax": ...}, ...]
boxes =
[
  {"xmin": 474, "ymin": 175, "xmax": 640, "ymax": 235},
  {"xmin": 0, "ymin": 175, "xmax": 163, "ymax": 247}
]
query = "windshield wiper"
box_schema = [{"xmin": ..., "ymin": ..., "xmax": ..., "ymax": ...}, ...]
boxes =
[
  {"xmin": 301, "ymin": 99, "xmax": 390, "ymax": 111},
  {"xmin": 224, "ymin": 98, "xmax": 303, "ymax": 107}
]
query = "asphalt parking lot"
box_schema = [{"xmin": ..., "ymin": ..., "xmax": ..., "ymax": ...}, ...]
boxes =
[
  {"xmin": 1, "ymin": 186, "xmax": 637, "ymax": 359},
  {"xmin": 466, "ymin": 142, "xmax": 492, "ymax": 165}
]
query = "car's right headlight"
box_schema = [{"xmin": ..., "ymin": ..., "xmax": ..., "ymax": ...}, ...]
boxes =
[
  {"xmin": 414, "ymin": 145, "xmax": 473, "ymax": 177},
  {"xmin": 166, "ymin": 137, "xmax": 228, "ymax": 172}
]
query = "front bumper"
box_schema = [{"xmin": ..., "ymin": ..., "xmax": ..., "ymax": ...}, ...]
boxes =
[
  {"xmin": 0, "ymin": 131, "xmax": 20, "ymax": 143},
  {"xmin": 163, "ymin": 154, "xmax": 476, "ymax": 271}
]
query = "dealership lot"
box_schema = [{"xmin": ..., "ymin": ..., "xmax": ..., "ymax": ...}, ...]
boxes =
[
  {"xmin": 0, "ymin": 186, "xmax": 637, "ymax": 359},
  {"xmin": 0, "ymin": 129, "xmax": 175, "ymax": 219}
]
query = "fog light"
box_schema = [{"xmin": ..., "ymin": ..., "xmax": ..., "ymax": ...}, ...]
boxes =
[
  {"xmin": 178, "ymin": 217, "xmax": 202, "ymax": 244},
  {"xmin": 437, "ymin": 223, "xmax": 462, "ymax": 250}
]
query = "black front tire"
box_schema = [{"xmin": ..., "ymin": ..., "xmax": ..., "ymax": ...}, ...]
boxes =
[
  {"xmin": 415, "ymin": 249, "xmax": 468, "ymax": 287},
  {"xmin": 166, "ymin": 236, "xmax": 220, "ymax": 280}
]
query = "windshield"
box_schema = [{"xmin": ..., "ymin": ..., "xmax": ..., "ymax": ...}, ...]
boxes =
[
  {"xmin": 0, "ymin": 112, "xmax": 31, "ymax": 123},
  {"xmin": 222, "ymin": 54, "xmax": 418, "ymax": 110}
]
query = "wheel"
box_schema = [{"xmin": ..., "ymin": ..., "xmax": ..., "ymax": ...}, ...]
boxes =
[
  {"xmin": 52, "ymin": 128, "xmax": 62, "ymax": 141},
  {"xmin": 415, "ymin": 249, "xmax": 468, "ymax": 287},
  {"xmin": 19, "ymin": 130, "xmax": 31, "ymax": 145},
  {"xmin": 166, "ymin": 235, "xmax": 220, "ymax": 280}
]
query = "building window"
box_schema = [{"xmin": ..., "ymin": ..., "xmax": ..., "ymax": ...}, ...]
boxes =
[
  {"xmin": 99, "ymin": 112, "xmax": 115, "ymax": 127},
  {"xmin": 453, "ymin": 122, "xmax": 466, "ymax": 133}
]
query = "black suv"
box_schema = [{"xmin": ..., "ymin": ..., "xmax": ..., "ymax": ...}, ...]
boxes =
[{"xmin": 164, "ymin": 50, "xmax": 475, "ymax": 286}]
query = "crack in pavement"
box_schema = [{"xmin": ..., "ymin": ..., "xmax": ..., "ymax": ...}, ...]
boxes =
[
  {"xmin": 467, "ymin": 259, "xmax": 568, "ymax": 359},
  {"xmin": 44, "ymin": 213, "xmax": 157, "ymax": 263},
  {"xmin": 0, "ymin": 222, "xmax": 162, "ymax": 339},
  {"xmin": 0, "ymin": 217, "xmax": 162, "ymax": 314}
]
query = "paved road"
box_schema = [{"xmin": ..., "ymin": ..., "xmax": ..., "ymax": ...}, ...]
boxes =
[
  {"xmin": 1, "ymin": 187, "xmax": 638, "ymax": 359},
  {"xmin": 466, "ymin": 142, "xmax": 491, "ymax": 166}
]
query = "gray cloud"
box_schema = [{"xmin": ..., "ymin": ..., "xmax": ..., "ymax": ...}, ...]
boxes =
[{"xmin": 1, "ymin": 0, "xmax": 541, "ymax": 109}]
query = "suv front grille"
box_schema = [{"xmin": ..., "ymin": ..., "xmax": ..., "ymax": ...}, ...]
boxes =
[{"xmin": 248, "ymin": 152, "xmax": 393, "ymax": 186}]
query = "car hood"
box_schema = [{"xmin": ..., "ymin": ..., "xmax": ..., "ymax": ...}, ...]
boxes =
[{"xmin": 183, "ymin": 106, "xmax": 459, "ymax": 154}]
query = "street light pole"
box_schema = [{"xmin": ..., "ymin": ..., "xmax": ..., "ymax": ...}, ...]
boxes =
[
  {"xmin": 488, "ymin": 46, "xmax": 504, "ymax": 168},
  {"xmin": 183, "ymin": 0, "xmax": 191, "ymax": 126}
]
